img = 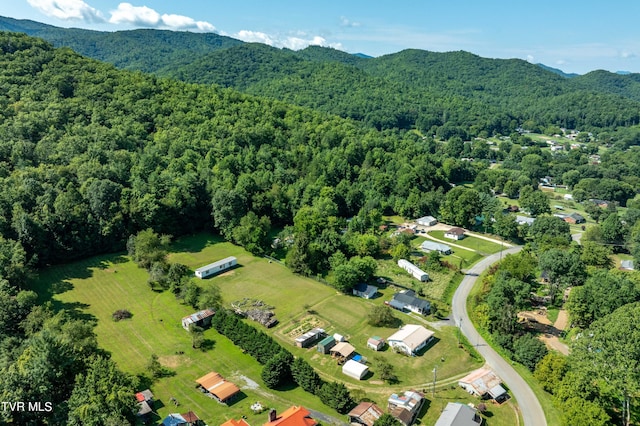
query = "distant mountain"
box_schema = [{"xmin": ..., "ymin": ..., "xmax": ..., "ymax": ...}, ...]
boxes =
[
  {"xmin": 2, "ymin": 15, "xmax": 640, "ymax": 133},
  {"xmin": 0, "ymin": 16, "xmax": 243, "ymax": 72},
  {"xmin": 536, "ymin": 63, "xmax": 579, "ymax": 78},
  {"xmin": 354, "ymin": 53, "xmax": 373, "ymax": 59}
]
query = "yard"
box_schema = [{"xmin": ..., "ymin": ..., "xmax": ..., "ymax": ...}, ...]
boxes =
[
  {"xmin": 426, "ymin": 231, "xmax": 503, "ymax": 255},
  {"xmin": 29, "ymin": 233, "xmax": 519, "ymax": 426}
]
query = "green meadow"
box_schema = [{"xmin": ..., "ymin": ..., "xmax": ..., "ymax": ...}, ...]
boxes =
[{"xmin": 30, "ymin": 233, "xmax": 518, "ymax": 425}]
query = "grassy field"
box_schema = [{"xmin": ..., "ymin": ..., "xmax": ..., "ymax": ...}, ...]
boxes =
[
  {"xmin": 426, "ymin": 231, "xmax": 503, "ymax": 255},
  {"xmin": 30, "ymin": 233, "xmax": 519, "ymax": 425}
]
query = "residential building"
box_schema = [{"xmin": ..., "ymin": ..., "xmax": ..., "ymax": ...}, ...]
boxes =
[
  {"xmin": 563, "ymin": 212, "xmax": 585, "ymax": 224},
  {"xmin": 516, "ymin": 215, "xmax": 535, "ymax": 226},
  {"xmin": 420, "ymin": 240, "xmax": 452, "ymax": 255},
  {"xmin": 194, "ymin": 256, "xmax": 237, "ymax": 279},
  {"xmin": 389, "ymin": 290, "xmax": 431, "ymax": 315},
  {"xmin": 434, "ymin": 402, "xmax": 482, "ymax": 426},
  {"xmin": 352, "ymin": 283, "xmax": 378, "ymax": 299},
  {"xmin": 387, "ymin": 390, "xmax": 425, "ymax": 426},
  {"xmin": 387, "ymin": 324, "xmax": 434, "ymax": 356},
  {"xmin": 397, "ymin": 259, "xmax": 429, "ymax": 282},
  {"xmin": 444, "ymin": 227, "xmax": 465, "ymax": 240},
  {"xmin": 222, "ymin": 420, "xmax": 251, "ymax": 426},
  {"xmin": 263, "ymin": 406, "xmax": 318, "ymax": 426},
  {"xmin": 458, "ymin": 368, "xmax": 507, "ymax": 402}
]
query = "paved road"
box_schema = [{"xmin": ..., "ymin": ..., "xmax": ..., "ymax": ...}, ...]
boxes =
[{"xmin": 452, "ymin": 246, "xmax": 548, "ymax": 426}]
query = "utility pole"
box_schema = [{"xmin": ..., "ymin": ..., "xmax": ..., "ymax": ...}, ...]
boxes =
[{"xmin": 432, "ymin": 366, "xmax": 437, "ymax": 398}]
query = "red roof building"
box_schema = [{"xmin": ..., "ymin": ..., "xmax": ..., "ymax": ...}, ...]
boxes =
[{"xmin": 263, "ymin": 406, "xmax": 318, "ymax": 426}]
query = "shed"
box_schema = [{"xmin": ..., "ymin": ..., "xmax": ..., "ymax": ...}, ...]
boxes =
[
  {"xmin": 458, "ymin": 368, "xmax": 507, "ymax": 401},
  {"xmin": 420, "ymin": 241, "xmax": 452, "ymax": 255},
  {"xmin": 295, "ymin": 328, "xmax": 325, "ymax": 348},
  {"xmin": 621, "ymin": 260, "xmax": 635, "ymax": 271},
  {"xmin": 195, "ymin": 371, "xmax": 241, "ymax": 403},
  {"xmin": 194, "ymin": 256, "xmax": 237, "ymax": 279},
  {"xmin": 342, "ymin": 359, "xmax": 369, "ymax": 380},
  {"xmin": 333, "ymin": 333, "xmax": 346, "ymax": 342},
  {"xmin": 348, "ymin": 402, "xmax": 384, "ymax": 426},
  {"xmin": 367, "ymin": 336, "xmax": 385, "ymax": 351},
  {"xmin": 317, "ymin": 336, "xmax": 336, "ymax": 354},
  {"xmin": 330, "ymin": 342, "xmax": 356, "ymax": 359},
  {"xmin": 353, "ymin": 283, "xmax": 378, "ymax": 299},
  {"xmin": 181, "ymin": 309, "xmax": 215, "ymax": 331},
  {"xmin": 416, "ymin": 216, "xmax": 438, "ymax": 226}
]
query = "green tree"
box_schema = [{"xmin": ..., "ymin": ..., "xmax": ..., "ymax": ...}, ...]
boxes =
[
  {"xmin": 261, "ymin": 351, "xmax": 293, "ymax": 389},
  {"xmin": 67, "ymin": 356, "xmax": 138, "ymax": 426},
  {"xmin": 439, "ymin": 186, "xmax": 482, "ymax": 228},
  {"xmin": 560, "ymin": 398, "xmax": 610, "ymax": 426},
  {"xmin": 492, "ymin": 212, "xmax": 519, "ymax": 240},
  {"xmin": 533, "ymin": 352, "xmax": 568, "ymax": 394},
  {"xmin": 390, "ymin": 243, "xmax": 411, "ymax": 261},
  {"xmin": 513, "ymin": 334, "xmax": 548, "ymax": 371},
  {"xmin": 317, "ymin": 381, "xmax": 354, "ymax": 413},
  {"xmin": 126, "ymin": 228, "xmax": 171, "ymax": 270},
  {"xmin": 373, "ymin": 356, "xmax": 397, "ymax": 384},
  {"xmin": 367, "ymin": 305, "xmax": 398, "ymax": 327},
  {"xmin": 373, "ymin": 414, "xmax": 402, "ymax": 426},
  {"xmin": 188, "ymin": 323, "xmax": 204, "ymax": 349},
  {"xmin": 519, "ymin": 189, "xmax": 551, "ymax": 217},
  {"xmin": 290, "ymin": 357, "xmax": 321, "ymax": 394},
  {"xmin": 579, "ymin": 241, "xmax": 612, "ymax": 268},
  {"xmin": 539, "ymin": 249, "xmax": 586, "ymax": 302},
  {"xmin": 232, "ymin": 211, "xmax": 271, "ymax": 255}
]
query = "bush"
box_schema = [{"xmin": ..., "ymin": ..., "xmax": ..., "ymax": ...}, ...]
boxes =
[{"xmin": 112, "ymin": 309, "xmax": 132, "ymax": 321}]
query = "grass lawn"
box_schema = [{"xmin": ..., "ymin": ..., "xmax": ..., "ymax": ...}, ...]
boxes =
[
  {"xmin": 375, "ymin": 258, "xmax": 457, "ymax": 302},
  {"xmin": 30, "ymin": 232, "xmax": 519, "ymax": 425},
  {"xmin": 427, "ymin": 231, "xmax": 503, "ymax": 255}
]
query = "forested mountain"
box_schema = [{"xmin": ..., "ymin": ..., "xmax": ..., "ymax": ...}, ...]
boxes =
[
  {"xmin": 0, "ymin": 16, "xmax": 242, "ymax": 72},
  {"xmin": 3, "ymin": 16, "xmax": 640, "ymax": 135}
]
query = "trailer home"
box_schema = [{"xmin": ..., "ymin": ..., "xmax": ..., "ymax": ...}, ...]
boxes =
[{"xmin": 195, "ymin": 256, "xmax": 237, "ymax": 279}]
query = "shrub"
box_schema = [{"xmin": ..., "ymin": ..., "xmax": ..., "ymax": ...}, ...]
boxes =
[{"xmin": 112, "ymin": 309, "xmax": 132, "ymax": 321}]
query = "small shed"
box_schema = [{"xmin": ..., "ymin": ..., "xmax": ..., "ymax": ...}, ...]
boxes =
[
  {"xmin": 333, "ymin": 333, "xmax": 346, "ymax": 342},
  {"xmin": 195, "ymin": 256, "xmax": 237, "ymax": 279},
  {"xmin": 367, "ymin": 336, "xmax": 385, "ymax": 351},
  {"xmin": 181, "ymin": 309, "xmax": 215, "ymax": 331},
  {"xmin": 317, "ymin": 336, "xmax": 336, "ymax": 354},
  {"xmin": 330, "ymin": 342, "xmax": 356, "ymax": 359},
  {"xmin": 342, "ymin": 359, "xmax": 369, "ymax": 380}
]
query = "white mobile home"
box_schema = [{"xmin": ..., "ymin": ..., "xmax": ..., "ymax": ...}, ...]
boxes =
[
  {"xmin": 194, "ymin": 256, "xmax": 237, "ymax": 279},
  {"xmin": 397, "ymin": 259, "xmax": 429, "ymax": 282}
]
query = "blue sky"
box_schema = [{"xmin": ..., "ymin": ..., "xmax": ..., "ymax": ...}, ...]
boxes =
[{"xmin": 2, "ymin": 0, "xmax": 640, "ymax": 74}]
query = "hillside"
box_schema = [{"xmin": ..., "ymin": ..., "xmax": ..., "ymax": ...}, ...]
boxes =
[{"xmin": 3, "ymin": 16, "xmax": 640, "ymax": 134}]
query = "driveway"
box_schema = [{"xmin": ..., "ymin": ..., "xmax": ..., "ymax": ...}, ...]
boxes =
[{"xmin": 452, "ymin": 246, "xmax": 548, "ymax": 426}]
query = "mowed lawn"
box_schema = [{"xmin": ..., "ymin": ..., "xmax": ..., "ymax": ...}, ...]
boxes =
[
  {"xmin": 30, "ymin": 233, "xmax": 518, "ymax": 425},
  {"xmin": 427, "ymin": 231, "xmax": 503, "ymax": 255}
]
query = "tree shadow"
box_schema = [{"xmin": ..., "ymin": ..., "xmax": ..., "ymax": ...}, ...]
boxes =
[{"xmin": 171, "ymin": 233, "xmax": 224, "ymax": 254}]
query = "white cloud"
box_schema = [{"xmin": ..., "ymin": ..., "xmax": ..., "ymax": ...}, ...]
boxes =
[
  {"xmin": 109, "ymin": 3, "xmax": 215, "ymax": 32},
  {"xmin": 526, "ymin": 54, "xmax": 534, "ymax": 63},
  {"xmin": 27, "ymin": 0, "xmax": 104, "ymax": 22},
  {"xmin": 235, "ymin": 30, "xmax": 342, "ymax": 51},
  {"xmin": 340, "ymin": 16, "xmax": 360, "ymax": 28}
]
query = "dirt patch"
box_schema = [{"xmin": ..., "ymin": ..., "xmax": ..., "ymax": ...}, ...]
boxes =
[
  {"xmin": 517, "ymin": 310, "xmax": 552, "ymax": 326},
  {"xmin": 158, "ymin": 355, "xmax": 191, "ymax": 369},
  {"xmin": 539, "ymin": 334, "xmax": 569, "ymax": 356},
  {"xmin": 554, "ymin": 310, "xmax": 569, "ymax": 330},
  {"xmin": 218, "ymin": 270, "xmax": 236, "ymax": 277},
  {"xmin": 282, "ymin": 315, "xmax": 325, "ymax": 339},
  {"xmin": 369, "ymin": 380, "xmax": 384, "ymax": 385}
]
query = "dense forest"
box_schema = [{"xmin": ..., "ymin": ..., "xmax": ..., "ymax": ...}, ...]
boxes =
[
  {"xmin": 1, "ymin": 27, "xmax": 640, "ymax": 425},
  {"xmin": 4, "ymin": 15, "xmax": 640, "ymax": 136}
]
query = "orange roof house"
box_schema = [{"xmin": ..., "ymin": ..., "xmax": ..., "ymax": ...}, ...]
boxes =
[
  {"xmin": 263, "ymin": 406, "xmax": 318, "ymax": 426},
  {"xmin": 222, "ymin": 419, "xmax": 251, "ymax": 426},
  {"xmin": 195, "ymin": 371, "xmax": 241, "ymax": 403}
]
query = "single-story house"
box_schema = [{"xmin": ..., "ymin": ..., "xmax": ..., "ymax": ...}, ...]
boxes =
[
  {"xmin": 181, "ymin": 309, "xmax": 215, "ymax": 331},
  {"xmin": 195, "ymin": 371, "xmax": 241, "ymax": 404},
  {"xmin": 348, "ymin": 402, "xmax": 384, "ymax": 426},
  {"xmin": 434, "ymin": 403, "xmax": 482, "ymax": 426},
  {"xmin": 342, "ymin": 359, "xmax": 369, "ymax": 380},
  {"xmin": 397, "ymin": 259, "xmax": 429, "ymax": 282},
  {"xmin": 264, "ymin": 406, "xmax": 318, "ymax": 426},
  {"xmin": 388, "ymin": 390, "xmax": 425, "ymax": 426},
  {"xmin": 389, "ymin": 290, "xmax": 431, "ymax": 315},
  {"xmin": 564, "ymin": 212, "xmax": 585, "ymax": 224},
  {"xmin": 387, "ymin": 324, "xmax": 435, "ymax": 356},
  {"xmin": 588, "ymin": 198, "xmax": 610, "ymax": 208},
  {"xmin": 194, "ymin": 256, "xmax": 237, "ymax": 279},
  {"xmin": 353, "ymin": 283, "xmax": 378, "ymax": 299},
  {"xmin": 222, "ymin": 420, "xmax": 251, "ymax": 426},
  {"xmin": 516, "ymin": 215, "xmax": 535, "ymax": 226},
  {"xmin": 420, "ymin": 240, "xmax": 452, "ymax": 255},
  {"xmin": 330, "ymin": 341, "xmax": 356, "ymax": 359},
  {"xmin": 367, "ymin": 336, "xmax": 385, "ymax": 351},
  {"xmin": 161, "ymin": 412, "xmax": 200, "ymax": 426},
  {"xmin": 444, "ymin": 227, "xmax": 466, "ymax": 240},
  {"xmin": 416, "ymin": 216, "xmax": 438, "ymax": 226},
  {"xmin": 621, "ymin": 260, "xmax": 635, "ymax": 271},
  {"xmin": 458, "ymin": 368, "xmax": 507, "ymax": 401},
  {"xmin": 317, "ymin": 335, "xmax": 336, "ymax": 354},
  {"xmin": 295, "ymin": 328, "xmax": 325, "ymax": 348}
]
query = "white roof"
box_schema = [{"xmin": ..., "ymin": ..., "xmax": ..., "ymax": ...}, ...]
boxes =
[
  {"xmin": 421, "ymin": 241, "xmax": 451, "ymax": 252},
  {"xmin": 387, "ymin": 324, "xmax": 434, "ymax": 349},
  {"xmin": 342, "ymin": 360, "xmax": 369, "ymax": 378},
  {"xmin": 195, "ymin": 256, "xmax": 236, "ymax": 273}
]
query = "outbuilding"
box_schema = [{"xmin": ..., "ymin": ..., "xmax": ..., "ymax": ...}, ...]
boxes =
[
  {"xmin": 367, "ymin": 336, "xmax": 385, "ymax": 351},
  {"xmin": 416, "ymin": 216, "xmax": 438, "ymax": 226},
  {"xmin": 181, "ymin": 309, "xmax": 215, "ymax": 331},
  {"xmin": 194, "ymin": 256, "xmax": 237, "ymax": 279},
  {"xmin": 353, "ymin": 283, "xmax": 378, "ymax": 299},
  {"xmin": 295, "ymin": 328, "xmax": 325, "ymax": 348},
  {"xmin": 342, "ymin": 359, "xmax": 369, "ymax": 380},
  {"xmin": 420, "ymin": 241, "xmax": 452, "ymax": 255},
  {"xmin": 317, "ymin": 336, "xmax": 336, "ymax": 354}
]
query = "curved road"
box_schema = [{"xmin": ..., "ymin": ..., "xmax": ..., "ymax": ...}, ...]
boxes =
[{"xmin": 452, "ymin": 245, "xmax": 547, "ymax": 426}]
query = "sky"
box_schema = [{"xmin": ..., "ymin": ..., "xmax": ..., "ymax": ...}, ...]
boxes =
[{"xmin": 1, "ymin": 0, "xmax": 640, "ymax": 74}]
